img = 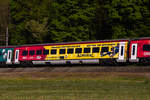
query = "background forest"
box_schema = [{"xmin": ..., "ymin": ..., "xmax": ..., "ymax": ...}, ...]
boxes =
[{"xmin": 0, "ymin": 0, "xmax": 150, "ymax": 45}]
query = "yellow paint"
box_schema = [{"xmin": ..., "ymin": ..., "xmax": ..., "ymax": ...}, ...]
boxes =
[{"xmin": 44, "ymin": 42, "xmax": 128, "ymax": 60}]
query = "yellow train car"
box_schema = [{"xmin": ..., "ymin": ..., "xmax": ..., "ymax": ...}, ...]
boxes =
[{"xmin": 41, "ymin": 40, "xmax": 129, "ymax": 65}]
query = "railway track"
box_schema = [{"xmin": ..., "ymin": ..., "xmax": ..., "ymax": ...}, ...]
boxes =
[{"xmin": 0, "ymin": 66, "xmax": 150, "ymax": 73}]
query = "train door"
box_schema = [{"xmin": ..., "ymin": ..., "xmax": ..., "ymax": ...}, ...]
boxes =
[
  {"xmin": 14, "ymin": 50, "xmax": 19, "ymax": 64},
  {"xmin": 117, "ymin": 42, "xmax": 126, "ymax": 62},
  {"xmin": 130, "ymin": 43, "xmax": 138, "ymax": 62},
  {"xmin": 6, "ymin": 50, "xmax": 12, "ymax": 64}
]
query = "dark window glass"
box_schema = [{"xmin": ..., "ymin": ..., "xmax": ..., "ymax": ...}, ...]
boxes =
[
  {"xmin": 0, "ymin": 51, "xmax": 2, "ymax": 56},
  {"xmin": 121, "ymin": 46, "xmax": 124, "ymax": 56},
  {"xmin": 101, "ymin": 47, "xmax": 108, "ymax": 52},
  {"xmin": 93, "ymin": 47, "xmax": 99, "ymax": 53},
  {"xmin": 22, "ymin": 50, "xmax": 28, "ymax": 56},
  {"xmin": 43, "ymin": 49, "xmax": 49, "ymax": 55},
  {"xmin": 67, "ymin": 49, "xmax": 74, "ymax": 54},
  {"xmin": 84, "ymin": 48, "xmax": 91, "ymax": 53},
  {"xmin": 59, "ymin": 49, "xmax": 66, "ymax": 54},
  {"xmin": 36, "ymin": 50, "xmax": 42, "ymax": 55},
  {"xmin": 132, "ymin": 46, "xmax": 135, "ymax": 55},
  {"xmin": 29, "ymin": 50, "xmax": 35, "ymax": 56},
  {"xmin": 51, "ymin": 49, "xmax": 57, "ymax": 54},
  {"xmin": 16, "ymin": 51, "xmax": 18, "ymax": 59},
  {"xmin": 143, "ymin": 45, "xmax": 150, "ymax": 51},
  {"xmin": 75, "ymin": 48, "xmax": 82, "ymax": 53},
  {"xmin": 8, "ymin": 52, "xmax": 11, "ymax": 59},
  {"xmin": 111, "ymin": 47, "xmax": 114, "ymax": 51}
]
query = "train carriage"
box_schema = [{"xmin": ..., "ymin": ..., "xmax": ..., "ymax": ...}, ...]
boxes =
[
  {"xmin": 13, "ymin": 39, "xmax": 129, "ymax": 65},
  {"xmin": 129, "ymin": 38, "xmax": 150, "ymax": 63},
  {"xmin": 0, "ymin": 46, "xmax": 14, "ymax": 65}
]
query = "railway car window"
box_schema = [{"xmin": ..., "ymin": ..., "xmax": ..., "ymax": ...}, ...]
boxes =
[
  {"xmin": 92, "ymin": 47, "xmax": 99, "ymax": 53},
  {"xmin": 75, "ymin": 48, "xmax": 82, "ymax": 53},
  {"xmin": 101, "ymin": 47, "xmax": 108, "ymax": 52},
  {"xmin": 43, "ymin": 49, "xmax": 49, "ymax": 55},
  {"xmin": 67, "ymin": 49, "xmax": 74, "ymax": 54},
  {"xmin": 121, "ymin": 46, "xmax": 124, "ymax": 56},
  {"xmin": 132, "ymin": 46, "xmax": 135, "ymax": 55},
  {"xmin": 51, "ymin": 49, "xmax": 57, "ymax": 54},
  {"xmin": 29, "ymin": 50, "xmax": 35, "ymax": 55},
  {"xmin": 8, "ymin": 52, "xmax": 11, "ymax": 59},
  {"xmin": 84, "ymin": 48, "xmax": 91, "ymax": 53},
  {"xmin": 16, "ymin": 51, "xmax": 18, "ymax": 59},
  {"xmin": 22, "ymin": 50, "xmax": 28, "ymax": 56},
  {"xmin": 36, "ymin": 50, "xmax": 42, "ymax": 55},
  {"xmin": 59, "ymin": 49, "xmax": 66, "ymax": 54},
  {"xmin": 0, "ymin": 51, "xmax": 2, "ymax": 56},
  {"xmin": 143, "ymin": 45, "xmax": 150, "ymax": 51}
]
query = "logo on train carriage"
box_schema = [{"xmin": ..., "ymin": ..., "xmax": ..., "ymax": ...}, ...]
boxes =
[
  {"xmin": 77, "ymin": 54, "xmax": 94, "ymax": 57},
  {"xmin": 101, "ymin": 44, "xmax": 119, "ymax": 57},
  {"xmin": 144, "ymin": 52, "xmax": 150, "ymax": 56}
]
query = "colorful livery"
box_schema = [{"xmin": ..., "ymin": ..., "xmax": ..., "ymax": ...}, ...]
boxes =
[
  {"xmin": 13, "ymin": 40, "xmax": 129, "ymax": 65},
  {"xmin": 1, "ymin": 37, "xmax": 150, "ymax": 66}
]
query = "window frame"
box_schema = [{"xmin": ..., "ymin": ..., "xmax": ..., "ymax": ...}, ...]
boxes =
[
  {"xmin": 51, "ymin": 49, "xmax": 57, "ymax": 55},
  {"xmin": 143, "ymin": 44, "xmax": 150, "ymax": 51},
  {"xmin": 0, "ymin": 51, "xmax": 2, "ymax": 56},
  {"xmin": 132, "ymin": 45, "xmax": 135, "ymax": 55},
  {"xmin": 36, "ymin": 50, "xmax": 42, "ymax": 55},
  {"xmin": 92, "ymin": 47, "xmax": 100, "ymax": 53},
  {"xmin": 22, "ymin": 50, "xmax": 28, "ymax": 56},
  {"xmin": 101, "ymin": 47, "xmax": 109, "ymax": 52},
  {"xmin": 121, "ymin": 46, "xmax": 124, "ymax": 56},
  {"xmin": 84, "ymin": 48, "xmax": 91, "ymax": 53},
  {"xmin": 59, "ymin": 49, "xmax": 66, "ymax": 54},
  {"xmin": 43, "ymin": 49, "xmax": 49, "ymax": 55},
  {"xmin": 67, "ymin": 48, "xmax": 74, "ymax": 54},
  {"xmin": 29, "ymin": 50, "xmax": 35, "ymax": 56},
  {"xmin": 8, "ymin": 51, "xmax": 11, "ymax": 59},
  {"xmin": 75, "ymin": 48, "xmax": 82, "ymax": 53}
]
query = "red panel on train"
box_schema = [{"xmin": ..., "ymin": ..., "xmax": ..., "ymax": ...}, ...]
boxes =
[
  {"xmin": 15, "ymin": 46, "xmax": 47, "ymax": 61},
  {"xmin": 130, "ymin": 38, "xmax": 150, "ymax": 59}
]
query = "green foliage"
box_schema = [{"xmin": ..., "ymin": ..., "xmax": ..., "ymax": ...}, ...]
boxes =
[
  {"xmin": 10, "ymin": 0, "xmax": 50, "ymax": 44},
  {"xmin": 47, "ymin": 0, "xmax": 97, "ymax": 42},
  {"xmin": 8, "ymin": 0, "xmax": 150, "ymax": 44},
  {"xmin": 9, "ymin": 0, "xmax": 97, "ymax": 44},
  {"xmin": 25, "ymin": 18, "xmax": 48, "ymax": 43},
  {"xmin": 104, "ymin": 0, "xmax": 150, "ymax": 39},
  {"xmin": 9, "ymin": 23, "xmax": 26, "ymax": 45}
]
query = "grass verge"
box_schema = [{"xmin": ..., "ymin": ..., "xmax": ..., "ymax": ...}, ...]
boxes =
[{"xmin": 0, "ymin": 73, "xmax": 150, "ymax": 100}]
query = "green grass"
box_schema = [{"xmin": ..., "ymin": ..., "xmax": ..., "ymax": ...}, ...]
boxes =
[{"xmin": 0, "ymin": 76, "xmax": 150, "ymax": 100}]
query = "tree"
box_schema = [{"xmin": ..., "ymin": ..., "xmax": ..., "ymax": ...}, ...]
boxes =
[
  {"xmin": 10, "ymin": 0, "xmax": 51, "ymax": 44},
  {"xmin": 25, "ymin": 18, "xmax": 48, "ymax": 43},
  {"xmin": 0, "ymin": 0, "xmax": 9, "ymax": 45},
  {"xmin": 47, "ymin": 0, "xmax": 97, "ymax": 43},
  {"xmin": 95, "ymin": 0, "xmax": 112, "ymax": 40},
  {"xmin": 104, "ymin": 0, "xmax": 150, "ymax": 39}
]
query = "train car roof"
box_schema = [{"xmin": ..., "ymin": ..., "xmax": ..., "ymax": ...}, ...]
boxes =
[
  {"xmin": 2, "ymin": 37, "xmax": 145, "ymax": 48},
  {"xmin": 13, "ymin": 39, "xmax": 129, "ymax": 48},
  {"xmin": 1, "ymin": 37, "xmax": 150, "ymax": 48},
  {"xmin": 131, "ymin": 37, "xmax": 150, "ymax": 41},
  {"xmin": 0, "ymin": 46, "xmax": 15, "ymax": 48}
]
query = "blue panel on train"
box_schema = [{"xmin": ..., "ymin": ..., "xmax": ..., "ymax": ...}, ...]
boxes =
[{"xmin": 0, "ymin": 48, "xmax": 14, "ymax": 62}]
